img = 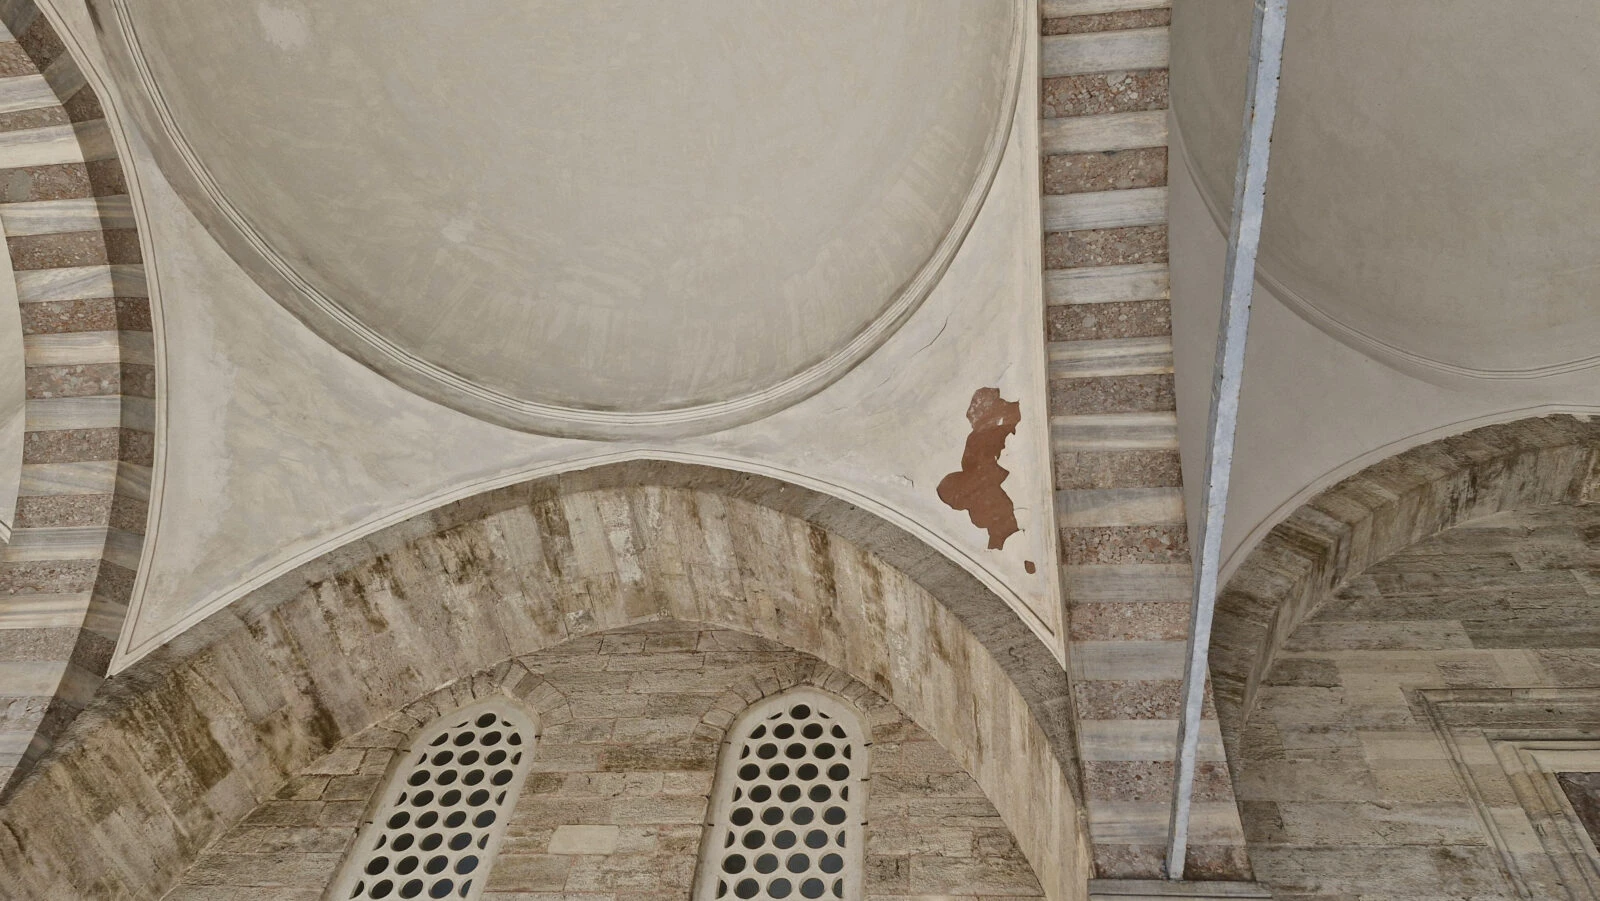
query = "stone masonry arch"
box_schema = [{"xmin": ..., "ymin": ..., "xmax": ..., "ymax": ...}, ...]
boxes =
[
  {"xmin": 0, "ymin": 0, "xmax": 154, "ymax": 794},
  {"xmin": 1210, "ymin": 414, "xmax": 1600, "ymax": 755},
  {"xmin": 0, "ymin": 461, "xmax": 1085, "ymax": 901}
]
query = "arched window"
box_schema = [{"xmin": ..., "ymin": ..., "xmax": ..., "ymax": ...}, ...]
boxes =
[
  {"xmin": 695, "ymin": 688, "xmax": 869, "ymax": 901},
  {"xmin": 329, "ymin": 699, "xmax": 535, "ymax": 901}
]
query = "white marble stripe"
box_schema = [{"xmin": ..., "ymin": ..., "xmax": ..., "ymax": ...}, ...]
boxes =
[
  {"xmin": 1071, "ymin": 639, "xmax": 1186, "ymax": 681},
  {"xmin": 1049, "ymin": 336, "xmax": 1172, "ymax": 377},
  {"xmin": 1042, "ymin": 0, "xmax": 1170, "ymax": 15},
  {"xmin": 0, "ymin": 592, "xmax": 93, "ymax": 630},
  {"xmin": 83, "ymin": 605, "xmax": 129, "ymax": 643},
  {"xmin": 0, "ymin": 525, "xmax": 107, "ymax": 562},
  {"xmin": 0, "ymin": 659, "xmax": 68, "ymax": 698},
  {"xmin": 1041, "ymin": 27, "xmax": 1168, "ymax": 79},
  {"xmin": 1045, "ymin": 263, "xmax": 1169, "ymax": 305},
  {"xmin": 1089, "ymin": 802, "xmax": 1246, "ymax": 844},
  {"xmin": 0, "ymin": 73, "xmax": 56, "ymax": 115},
  {"xmin": 1044, "ymin": 187, "xmax": 1166, "ymax": 232},
  {"xmin": 14, "ymin": 263, "xmax": 145, "ymax": 302},
  {"xmin": 1052, "ymin": 411, "xmax": 1178, "ymax": 451},
  {"xmin": 1064, "ymin": 564, "xmax": 1191, "ymax": 604},
  {"xmin": 0, "ymin": 194, "xmax": 134, "ymax": 236},
  {"xmin": 0, "ymin": 122, "xmax": 80, "ymax": 167},
  {"xmin": 23, "ymin": 330, "xmax": 152, "ymax": 367},
  {"xmin": 17, "ymin": 460, "xmax": 116, "ymax": 496},
  {"xmin": 26, "ymin": 387, "xmax": 153, "ymax": 434},
  {"xmin": 0, "ymin": 0, "xmax": 38, "ymax": 40},
  {"xmin": 117, "ymin": 396, "xmax": 157, "ymax": 434},
  {"xmin": 54, "ymin": 661, "xmax": 104, "ymax": 707},
  {"xmin": 116, "ymin": 462, "xmax": 152, "ymax": 503},
  {"xmin": 40, "ymin": 50, "xmax": 86, "ymax": 105},
  {"xmin": 1079, "ymin": 719, "xmax": 1223, "ymax": 762},
  {"xmin": 1042, "ymin": 110, "xmax": 1167, "ymax": 156},
  {"xmin": 24, "ymin": 396, "xmax": 122, "ymax": 431},
  {"xmin": 0, "ymin": 731, "xmax": 35, "ymax": 762},
  {"xmin": 1057, "ymin": 487, "xmax": 1185, "ymax": 528},
  {"xmin": 72, "ymin": 118, "xmax": 116, "ymax": 162},
  {"xmin": 105, "ymin": 527, "xmax": 143, "ymax": 570}
]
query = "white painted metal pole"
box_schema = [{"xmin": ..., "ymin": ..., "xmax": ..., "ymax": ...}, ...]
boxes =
[{"xmin": 1165, "ymin": 0, "xmax": 1288, "ymax": 880}]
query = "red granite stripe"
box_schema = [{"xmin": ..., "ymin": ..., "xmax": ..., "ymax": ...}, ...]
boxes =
[
  {"xmin": 1043, "ymin": 71, "xmax": 1168, "ymax": 118},
  {"xmin": 1043, "ymin": 147, "xmax": 1167, "ymax": 195},
  {"xmin": 23, "ymin": 428, "xmax": 120, "ymax": 463},
  {"xmin": 1044, "ymin": 225, "xmax": 1167, "ymax": 269},
  {"xmin": 1048, "ymin": 300, "xmax": 1172, "ymax": 342},
  {"xmin": 1061, "ymin": 524, "xmax": 1189, "ymax": 565},
  {"xmin": 1043, "ymin": 9, "xmax": 1170, "ymax": 36},
  {"xmin": 1049, "ymin": 373, "xmax": 1175, "ymax": 416},
  {"xmin": 1055, "ymin": 449, "xmax": 1183, "ymax": 490},
  {"xmin": 0, "ymin": 162, "xmax": 94, "ymax": 202},
  {"xmin": 13, "ymin": 494, "xmax": 113, "ymax": 528}
]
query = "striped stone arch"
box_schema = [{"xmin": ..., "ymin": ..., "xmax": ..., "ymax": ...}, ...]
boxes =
[
  {"xmin": 0, "ymin": 1, "xmax": 152, "ymax": 792},
  {"xmin": 0, "ymin": 462, "xmax": 1083, "ymax": 901},
  {"xmin": 1209, "ymin": 415, "xmax": 1600, "ymax": 756}
]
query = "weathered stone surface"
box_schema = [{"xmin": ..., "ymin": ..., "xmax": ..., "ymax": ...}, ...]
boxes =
[
  {"xmin": 0, "ymin": 473, "xmax": 1083, "ymax": 901},
  {"xmin": 1240, "ymin": 504, "xmax": 1600, "ymax": 899},
  {"xmin": 160, "ymin": 629, "xmax": 1045, "ymax": 901}
]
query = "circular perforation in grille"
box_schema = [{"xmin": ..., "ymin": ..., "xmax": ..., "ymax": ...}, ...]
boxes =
[
  {"xmin": 700, "ymin": 691, "xmax": 868, "ymax": 901},
  {"xmin": 335, "ymin": 702, "xmax": 535, "ymax": 901}
]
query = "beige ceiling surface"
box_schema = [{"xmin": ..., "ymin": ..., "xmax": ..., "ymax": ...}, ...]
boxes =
[
  {"xmin": 108, "ymin": 0, "xmax": 1020, "ymax": 434},
  {"xmin": 1173, "ymin": 0, "xmax": 1600, "ymax": 378}
]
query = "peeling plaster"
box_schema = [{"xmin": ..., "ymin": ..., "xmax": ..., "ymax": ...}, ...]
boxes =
[{"xmin": 938, "ymin": 388, "xmax": 1022, "ymax": 551}]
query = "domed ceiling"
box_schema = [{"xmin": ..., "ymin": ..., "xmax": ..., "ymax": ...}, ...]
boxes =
[
  {"xmin": 104, "ymin": 0, "xmax": 1021, "ymax": 435},
  {"xmin": 1172, "ymin": 0, "xmax": 1600, "ymax": 378}
]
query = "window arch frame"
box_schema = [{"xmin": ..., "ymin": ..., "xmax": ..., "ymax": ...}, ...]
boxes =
[
  {"xmin": 693, "ymin": 686, "xmax": 872, "ymax": 901},
  {"xmin": 328, "ymin": 697, "xmax": 538, "ymax": 901}
]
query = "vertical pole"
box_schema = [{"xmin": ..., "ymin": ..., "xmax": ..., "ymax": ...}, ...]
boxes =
[{"xmin": 1165, "ymin": 0, "xmax": 1288, "ymax": 880}]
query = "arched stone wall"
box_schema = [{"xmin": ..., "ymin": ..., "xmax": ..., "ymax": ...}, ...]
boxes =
[
  {"xmin": 1211, "ymin": 415, "xmax": 1600, "ymax": 753},
  {"xmin": 1234, "ymin": 504, "xmax": 1600, "ymax": 899},
  {"xmin": 164, "ymin": 623, "xmax": 1049, "ymax": 901},
  {"xmin": 0, "ymin": 1, "xmax": 154, "ymax": 792},
  {"xmin": 0, "ymin": 462, "xmax": 1085, "ymax": 901}
]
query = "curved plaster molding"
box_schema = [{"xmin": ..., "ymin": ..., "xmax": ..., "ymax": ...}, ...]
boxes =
[
  {"xmin": 0, "ymin": 0, "xmax": 157, "ymax": 794},
  {"xmin": 1209, "ymin": 414, "xmax": 1600, "ymax": 761},
  {"xmin": 88, "ymin": 0, "xmax": 1027, "ymax": 440},
  {"xmin": 1170, "ymin": 116, "xmax": 1600, "ymax": 383},
  {"xmin": 1, "ymin": 461, "xmax": 1086, "ymax": 901},
  {"xmin": 115, "ymin": 448, "xmax": 1066, "ymax": 671},
  {"xmin": 1217, "ymin": 404, "xmax": 1600, "ymax": 587}
]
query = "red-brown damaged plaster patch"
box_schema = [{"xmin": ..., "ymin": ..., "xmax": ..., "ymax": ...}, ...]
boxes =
[{"xmin": 937, "ymin": 388, "xmax": 1022, "ymax": 550}]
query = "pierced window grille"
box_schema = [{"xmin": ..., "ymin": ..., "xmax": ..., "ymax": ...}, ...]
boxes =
[
  {"xmin": 330, "ymin": 700, "xmax": 535, "ymax": 901},
  {"xmin": 696, "ymin": 689, "xmax": 869, "ymax": 901}
]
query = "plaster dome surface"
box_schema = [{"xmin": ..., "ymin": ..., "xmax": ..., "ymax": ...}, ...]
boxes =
[
  {"xmin": 114, "ymin": 0, "xmax": 1019, "ymax": 431},
  {"xmin": 1172, "ymin": 0, "xmax": 1600, "ymax": 377}
]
